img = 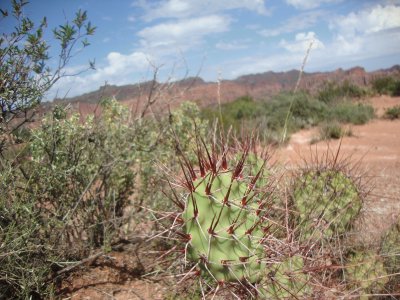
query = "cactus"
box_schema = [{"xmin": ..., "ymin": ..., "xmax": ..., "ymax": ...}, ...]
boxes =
[
  {"xmin": 261, "ymin": 255, "xmax": 312, "ymax": 299},
  {"xmin": 180, "ymin": 144, "xmax": 269, "ymax": 283},
  {"xmin": 345, "ymin": 250, "xmax": 388, "ymax": 297},
  {"xmin": 380, "ymin": 218, "xmax": 400, "ymax": 291},
  {"xmin": 292, "ymin": 169, "xmax": 362, "ymax": 241}
]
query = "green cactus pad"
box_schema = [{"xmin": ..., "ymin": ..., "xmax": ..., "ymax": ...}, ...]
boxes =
[
  {"xmin": 182, "ymin": 170, "xmax": 266, "ymax": 282},
  {"xmin": 293, "ymin": 170, "xmax": 362, "ymax": 241},
  {"xmin": 345, "ymin": 250, "xmax": 388, "ymax": 296},
  {"xmin": 261, "ymin": 255, "xmax": 311, "ymax": 299}
]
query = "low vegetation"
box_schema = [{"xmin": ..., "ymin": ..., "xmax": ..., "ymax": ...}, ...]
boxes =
[
  {"xmin": 372, "ymin": 76, "xmax": 400, "ymax": 96},
  {"xmin": 318, "ymin": 80, "xmax": 369, "ymax": 104},
  {"xmin": 201, "ymin": 88, "xmax": 374, "ymax": 144},
  {"xmin": 384, "ymin": 105, "xmax": 400, "ymax": 120},
  {"xmin": 318, "ymin": 121, "xmax": 352, "ymax": 141}
]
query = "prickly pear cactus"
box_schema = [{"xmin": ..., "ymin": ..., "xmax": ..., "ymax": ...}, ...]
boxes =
[
  {"xmin": 380, "ymin": 218, "xmax": 400, "ymax": 291},
  {"xmin": 345, "ymin": 250, "xmax": 388, "ymax": 297},
  {"xmin": 182, "ymin": 157, "xmax": 267, "ymax": 282},
  {"xmin": 293, "ymin": 170, "xmax": 362, "ymax": 240},
  {"xmin": 261, "ymin": 255, "xmax": 311, "ymax": 299}
]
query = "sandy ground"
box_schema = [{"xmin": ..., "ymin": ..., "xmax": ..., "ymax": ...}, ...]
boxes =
[{"xmin": 60, "ymin": 95, "xmax": 400, "ymax": 299}]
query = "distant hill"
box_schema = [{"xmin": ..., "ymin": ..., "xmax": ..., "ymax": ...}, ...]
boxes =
[{"xmin": 53, "ymin": 65, "xmax": 400, "ymax": 115}]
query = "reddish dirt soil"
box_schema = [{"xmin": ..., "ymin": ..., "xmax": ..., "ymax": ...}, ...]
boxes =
[{"xmin": 60, "ymin": 95, "xmax": 400, "ymax": 299}]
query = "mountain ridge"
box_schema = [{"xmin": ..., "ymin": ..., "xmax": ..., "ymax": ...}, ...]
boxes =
[{"xmin": 55, "ymin": 65, "xmax": 400, "ymax": 110}]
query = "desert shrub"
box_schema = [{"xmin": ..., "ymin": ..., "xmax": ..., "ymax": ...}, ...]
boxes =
[
  {"xmin": 0, "ymin": 98, "xmax": 207, "ymax": 298},
  {"xmin": 201, "ymin": 92, "xmax": 329, "ymax": 143},
  {"xmin": 318, "ymin": 80, "xmax": 368, "ymax": 104},
  {"xmin": 0, "ymin": 1, "xmax": 97, "ymax": 297},
  {"xmin": 384, "ymin": 105, "xmax": 400, "ymax": 120},
  {"xmin": 137, "ymin": 101, "xmax": 208, "ymax": 211},
  {"xmin": 330, "ymin": 102, "xmax": 374, "ymax": 125},
  {"xmin": 319, "ymin": 122, "xmax": 346, "ymax": 140},
  {"xmin": 0, "ymin": 0, "xmax": 95, "ymax": 160},
  {"xmin": 1, "ymin": 100, "xmax": 138, "ymax": 297},
  {"xmin": 201, "ymin": 96, "xmax": 262, "ymax": 132},
  {"xmin": 28, "ymin": 99, "xmax": 139, "ymax": 255},
  {"xmin": 372, "ymin": 76, "xmax": 400, "ymax": 96}
]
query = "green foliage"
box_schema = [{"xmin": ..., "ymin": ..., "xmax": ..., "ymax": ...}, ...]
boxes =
[
  {"xmin": 201, "ymin": 96, "xmax": 262, "ymax": 133},
  {"xmin": 0, "ymin": 1, "xmax": 96, "ymax": 297},
  {"xmin": 0, "ymin": 0, "xmax": 95, "ymax": 154},
  {"xmin": 345, "ymin": 250, "xmax": 388, "ymax": 297},
  {"xmin": 384, "ymin": 105, "xmax": 400, "ymax": 120},
  {"xmin": 1, "ymin": 100, "xmax": 137, "ymax": 297},
  {"xmin": 292, "ymin": 170, "xmax": 362, "ymax": 241},
  {"xmin": 29, "ymin": 99, "xmax": 137, "ymax": 255},
  {"xmin": 380, "ymin": 218, "xmax": 400, "ymax": 291},
  {"xmin": 329, "ymin": 102, "xmax": 374, "ymax": 125},
  {"xmin": 201, "ymin": 89, "xmax": 374, "ymax": 145},
  {"xmin": 136, "ymin": 101, "xmax": 208, "ymax": 211},
  {"xmin": 263, "ymin": 92, "xmax": 328, "ymax": 133},
  {"xmin": 318, "ymin": 80, "xmax": 369, "ymax": 104},
  {"xmin": 372, "ymin": 76, "xmax": 400, "ymax": 96},
  {"xmin": 0, "ymin": 99, "xmax": 208, "ymax": 298},
  {"xmin": 319, "ymin": 122, "xmax": 344, "ymax": 140},
  {"xmin": 318, "ymin": 122, "xmax": 352, "ymax": 140}
]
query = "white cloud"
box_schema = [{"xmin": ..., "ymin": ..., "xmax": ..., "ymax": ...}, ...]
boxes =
[
  {"xmin": 216, "ymin": 40, "xmax": 249, "ymax": 50},
  {"xmin": 259, "ymin": 10, "xmax": 325, "ymax": 37},
  {"xmin": 332, "ymin": 4, "xmax": 400, "ymax": 37},
  {"xmin": 134, "ymin": 0, "xmax": 268, "ymax": 21},
  {"xmin": 329, "ymin": 4, "xmax": 400, "ymax": 57},
  {"xmin": 47, "ymin": 51, "xmax": 151, "ymax": 99},
  {"xmin": 228, "ymin": 4, "xmax": 400, "ymax": 79},
  {"xmin": 137, "ymin": 15, "xmax": 231, "ymax": 50},
  {"xmin": 286, "ymin": 0, "xmax": 342, "ymax": 10},
  {"xmin": 279, "ymin": 32, "xmax": 325, "ymax": 53}
]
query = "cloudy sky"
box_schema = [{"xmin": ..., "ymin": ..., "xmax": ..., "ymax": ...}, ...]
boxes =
[{"xmin": 2, "ymin": 0, "xmax": 400, "ymax": 99}]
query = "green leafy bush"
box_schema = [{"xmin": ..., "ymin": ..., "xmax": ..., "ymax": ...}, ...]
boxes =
[
  {"xmin": 318, "ymin": 122, "xmax": 353, "ymax": 141},
  {"xmin": 318, "ymin": 80, "xmax": 369, "ymax": 104},
  {"xmin": 0, "ymin": 98, "xmax": 207, "ymax": 298},
  {"xmin": 1, "ymin": 100, "xmax": 138, "ymax": 297},
  {"xmin": 263, "ymin": 92, "xmax": 328, "ymax": 132},
  {"xmin": 330, "ymin": 102, "xmax": 374, "ymax": 125},
  {"xmin": 384, "ymin": 105, "xmax": 400, "ymax": 120},
  {"xmin": 201, "ymin": 96, "xmax": 263, "ymax": 133},
  {"xmin": 372, "ymin": 76, "xmax": 400, "ymax": 96}
]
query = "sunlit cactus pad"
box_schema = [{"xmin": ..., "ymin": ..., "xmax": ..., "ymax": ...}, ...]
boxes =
[{"xmin": 183, "ymin": 167, "xmax": 267, "ymax": 282}]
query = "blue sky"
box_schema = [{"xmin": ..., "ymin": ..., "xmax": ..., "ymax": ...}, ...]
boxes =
[{"xmin": 2, "ymin": 0, "xmax": 400, "ymax": 99}]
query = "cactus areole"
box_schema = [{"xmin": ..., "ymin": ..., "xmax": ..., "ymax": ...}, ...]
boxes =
[{"xmin": 179, "ymin": 148, "xmax": 268, "ymax": 283}]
